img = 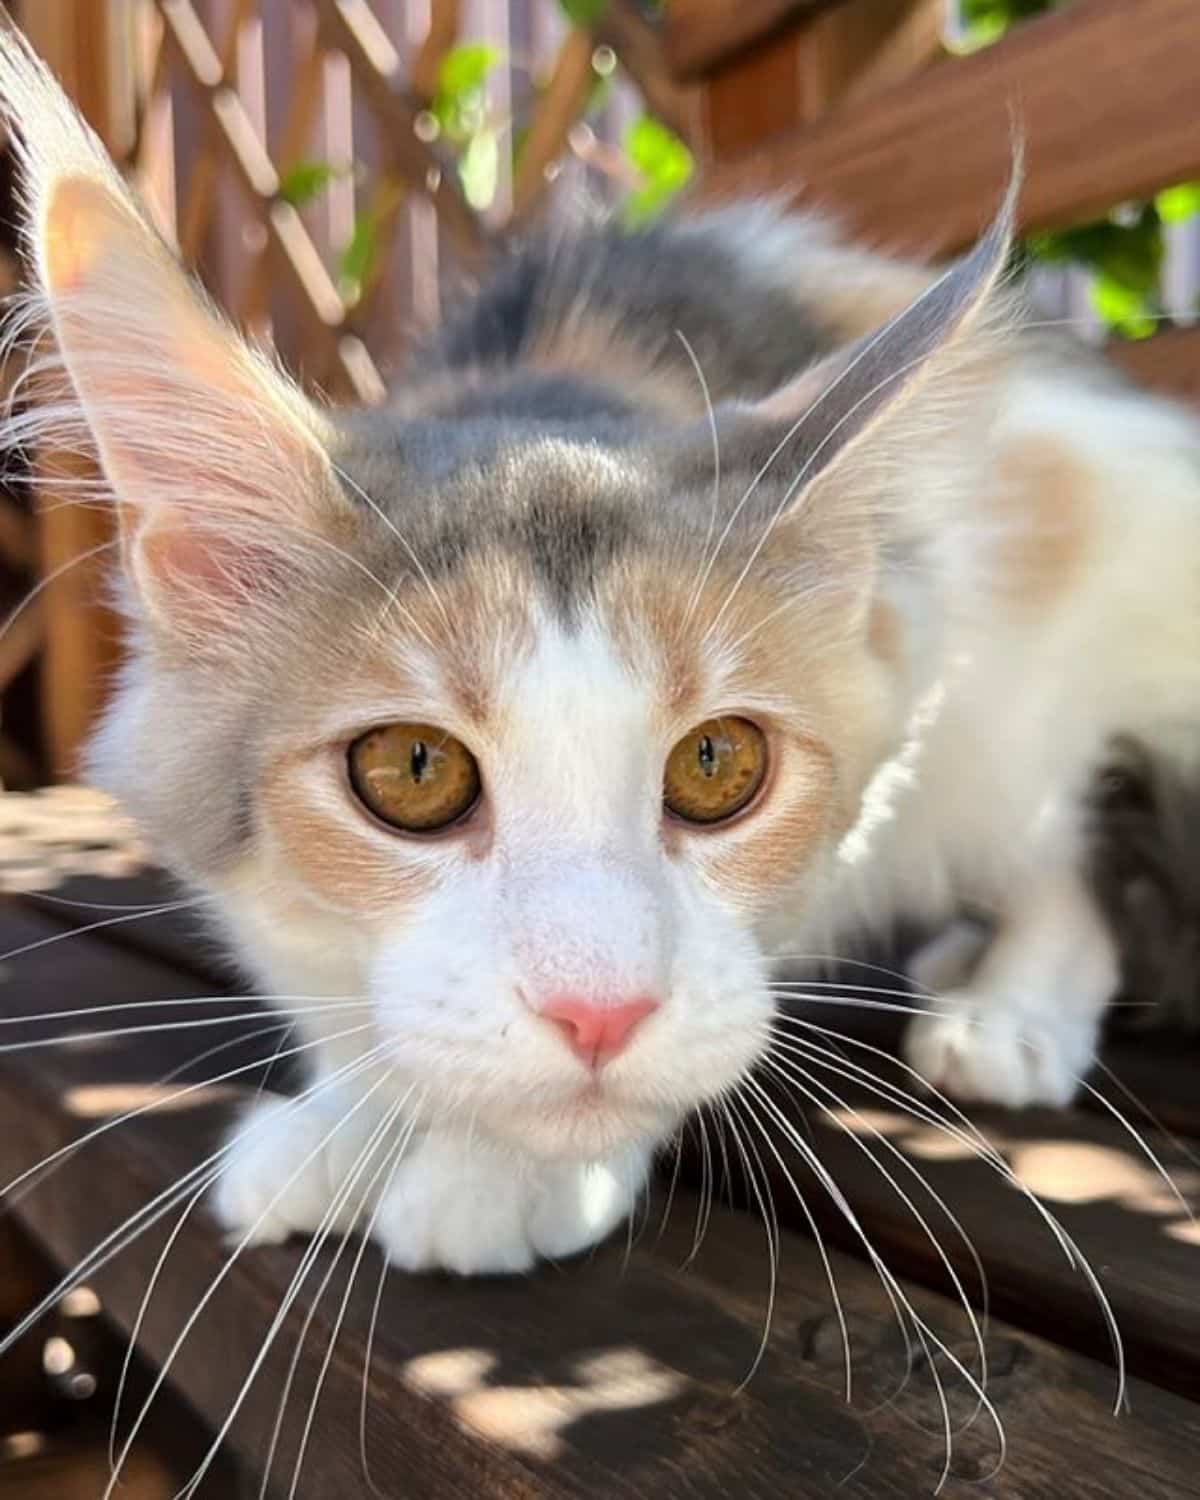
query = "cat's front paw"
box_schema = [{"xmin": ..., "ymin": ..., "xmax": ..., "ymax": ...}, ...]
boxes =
[
  {"xmin": 374, "ymin": 1133, "xmax": 652, "ymax": 1276},
  {"xmin": 211, "ymin": 1091, "xmax": 378, "ymax": 1247},
  {"xmin": 903, "ymin": 991, "xmax": 1098, "ymax": 1109}
]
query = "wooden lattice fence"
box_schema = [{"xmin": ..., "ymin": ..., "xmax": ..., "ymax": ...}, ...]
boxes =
[{"xmin": 2, "ymin": 0, "xmax": 1199, "ymax": 786}]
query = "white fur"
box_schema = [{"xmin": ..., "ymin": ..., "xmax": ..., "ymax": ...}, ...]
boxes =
[
  {"xmin": 211, "ymin": 617, "xmax": 770, "ymax": 1269},
  {"xmin": 802, "ymin": 371, "xmax": 1200, "ymax": 1099},
  {"xmin": 6, "ymin": 25, "xmax": 1200, "ymax": 1279}
]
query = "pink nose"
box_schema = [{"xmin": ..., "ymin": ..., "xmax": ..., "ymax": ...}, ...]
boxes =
[{"xmin": 536, "ymin": 995, "xmax": 659, "ymax": 1068}]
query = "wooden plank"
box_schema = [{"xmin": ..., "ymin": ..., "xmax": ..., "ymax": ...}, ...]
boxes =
[
  {"xmin": 14, "ymin": 864, "xmax": 1200, "ymax": 1403},
  {"xmin": 794, "ymin": 0, "xmax": 924, "ymax": 125},
  {"xmin": 4, "ymin": 902, "xmax": 1200, "ymax": 1497},
  {"xmin": 737, "ymin": 1004, "xmax": 1200, "ymax": 1395},
  {"xmin": 512, "ymin": 31, "xmax": 597, "ymax": 224},
  {"xmin": 20, "ymin": 2, "xmax": 134, "ymax": 780},
  {"xmin": 697, "ymin": 0, "xmax": 913, "ymax": 164},
  {"xmin": 664, "ymin": 0, "xmax": 839, "ymax": 80},
  {"xmin": 411, "ymin": 0, "xmax": 462, "ymax": 103},
  {"xmin": 838, "ymin": 0, "xmax": 945, "ymax": 106},
  {"xmin": 1108, "ymin": 327, "xmax": 1200, "ymax": 409},
  {"xmin": 693, "ymin": 0, "xmax": 1200, "ymax": 255},
  {"xmin": 18, "ymin": 862, "xmax": 1200, "ymax": 1389},
  {"xmin": 700, "ymin": 21, "xmax": 808, "ymax": 162}
]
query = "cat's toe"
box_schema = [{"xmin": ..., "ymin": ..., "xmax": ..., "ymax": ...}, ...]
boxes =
[
  {"xmin": 903, "ymin": 993, "xmax": 1095, "ymax": 1109},
  {"xmin": 374, "ymin": 1137, "xmax": 535, "ymax": 1276},
  {"xmin": 527, "ymin": 1144, "xmax": 651, "ymax": 1262},
  {"xmin": 210, "ymin": 1094, "xmax": 365, "ymax": 1246},
  {"xmin": 374, "ymin": 1136, "xmax": 650, "ymax": 1276}
]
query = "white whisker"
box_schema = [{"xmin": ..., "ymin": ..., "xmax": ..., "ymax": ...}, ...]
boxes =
[
  {"xmin": 104, "ymin": 1051, "xmax": 396, "ymax": 1499},
  {"xmin": 2, "ymin": 1015, "xmax": 373, "ymax": 1211},
  {"xmin": 254, "ymin": 1089, "xmax": 412, "ymax": 1500},
  {"xmin": 717, "ymin": 1093, "xmax": 783, "ymax": 1391},
  {"xmin": 284, "ymin": 1100, "xmax": 425, "ymax": 1500},
  {"xmin": 738, "ymin": 1075, "xmax": 1005, "ymax": 1490},
  {"xmin": 674, "ymin": 328, "xmax": 722, "ymax": 631},
  {"xmin": 769, "ymin": 1017, "xmax": 1127, "ymax": 1411}
]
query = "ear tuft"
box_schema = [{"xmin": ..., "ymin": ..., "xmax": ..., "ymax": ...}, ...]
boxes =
[
  {"xmin": 748, "ymin": 174, "xmax": 1020, "ymax": 502},
  {"xmin": 0, "ymin": 23, "xmax": 348, "ymax": 651}
]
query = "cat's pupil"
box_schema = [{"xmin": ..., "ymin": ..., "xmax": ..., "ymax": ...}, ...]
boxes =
[
  {"xmin": 410, "ymin": 740, "xmax": 429, "ymax": 782},
  {"xmin": 698, "ymin": 735, "xmax": 717, "ymax": 778}
]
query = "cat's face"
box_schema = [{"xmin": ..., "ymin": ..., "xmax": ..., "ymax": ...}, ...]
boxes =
[
  {"xmin": 90, "ymin": 408, "xmax": 896, "ymax": 1159},
  {"xmin": 6, "ymin": 44, "xmax": 1009, "ymax": 1160},
  {"xmin": 178, "ymin": 450, "xmax": 887, "ymax": 1159}
]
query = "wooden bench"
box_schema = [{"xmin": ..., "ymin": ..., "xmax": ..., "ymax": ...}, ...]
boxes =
[
  {"xmin": 1, "ymin": 790, "xmax": 1199, "ymax": 1497},
  {"xmin": 4, "ymin": 2, "xmax": 1200, "ymax": 1494}
]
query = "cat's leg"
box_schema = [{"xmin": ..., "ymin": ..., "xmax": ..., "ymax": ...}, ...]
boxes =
[
  {"xmin": 903, "ymin": 865, "xmax": 1118, "ymax": 1107},
  {"xmin": 372, "ymin": 1132, "xmax": 655, "ymax": 1276},
  {"xmin": 907, "ymin": 917, "xmax": 990, "ymax": 995},
  {"xmin": 213, "ymin": 1087, "xmax": 655, "ymax": 1270},
  {"xmin": 212, "ymin": 1083, "xmax": 386, "ymax": 1247}
]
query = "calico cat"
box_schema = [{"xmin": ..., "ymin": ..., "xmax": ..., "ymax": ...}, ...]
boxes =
[{"xmin": 3, "ymin": 29, "xmax": 1199, "ymax": 1275}]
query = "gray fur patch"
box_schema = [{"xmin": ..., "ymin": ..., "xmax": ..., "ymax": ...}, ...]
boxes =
[
  {"xmin": 1087, "ymin": 735, "xmax": 1200, "ymax": 1031},
  {"xmin": 420, "ymin": 216, "xmax": 837, "ymax": 403}
]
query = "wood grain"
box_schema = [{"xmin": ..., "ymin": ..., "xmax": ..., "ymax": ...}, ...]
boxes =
[
  {"xmin": 693, "ymin": 0, "xmax": 1200, "ymax": 255},
  {"xmin": 739, "ymin": 1048, "xmax": 1200, "ymax": 1394},
  {"xmin": 4, "ymin": 898, "xmax": 1200, "ymax": 1496},
  {"xmin": 665, "ymin": 0, "xmax": 839, "ymax": 80}
]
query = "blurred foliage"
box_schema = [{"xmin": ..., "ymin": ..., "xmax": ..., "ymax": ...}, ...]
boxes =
[
  {"xmin": 958, "ymin": 0, "xmax": 1200, "ymax": 337},
  {"xmin": 957, "ymin": 0, "xmax": 1055, "ymax": 49},
  {"xmin": 556, "ymin": 0, "xmax": 609, "ymax": 21},
  {"xmin": 621, "ymin": 114, "xmax": 693, "ymax": 226},
  {"xmin": 278, "ymin": 159, "xmax": 346, "ymax": 208},
  {"xmin": 277, "ymin": 19, "xmax": 696, "ymax": 295}
]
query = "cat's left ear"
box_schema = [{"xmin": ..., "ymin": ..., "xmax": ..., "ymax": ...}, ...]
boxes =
[
  {"xmin": 0, "ymin": 29, "xmax": 347, "ymax": 647},
  {"xmin": 732, "ymin": 178, "xmax": 1018, "ymax": 531}
]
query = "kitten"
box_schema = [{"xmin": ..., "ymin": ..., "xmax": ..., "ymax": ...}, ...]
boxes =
[{"xmin": 4, "ymin": 31, "xmax": 1199, "ymax": 1276}]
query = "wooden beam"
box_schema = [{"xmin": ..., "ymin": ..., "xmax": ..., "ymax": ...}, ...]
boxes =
[
  {"xmin": 20, "ymin": 1, "xmax": 134, "ymax": 780},
  {"xmin": 511, "ymin": 30, "xmax": 597, "ymax": 224},
  {"xmin": 664, "ymin": 0, "xmax": 841, "ymax": 80},
  {"xmin": 1108, "ymin": 327, "xmax": 1200, "ymax": 409},
  {"xmin": 693, "ymin": 0, "xmax": 1200, "ymax": 255}
]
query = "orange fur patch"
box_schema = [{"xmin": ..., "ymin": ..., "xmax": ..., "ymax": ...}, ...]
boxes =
[
  {"xmin": 989, "ymin": 434, "xmax": 1092, "ymax": 613},
  {"xmin": 526, "ymin": 313, "xmax": 704, "ymax": 419}
]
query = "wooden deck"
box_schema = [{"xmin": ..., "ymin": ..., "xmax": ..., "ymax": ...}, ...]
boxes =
[{"xmin": 0, "ymin": 791, "xmax": 1197, "ymax": 1496}]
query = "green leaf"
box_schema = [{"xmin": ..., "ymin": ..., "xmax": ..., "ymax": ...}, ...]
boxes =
[
  {"xmin": 1156, "ymin": 182, "xmax": 1200, "ymax": 224},
  {"xmin": 954, "ymin": 0, "xmax": 1058, "ymax": 50},
  {"xmin": 278, "ymin": 159, "xmax": 342, "ymax": 208},
  {"xmin": 1027, "ymin": 206, "xmax": 1163, "ymax": 294},
  {"xmin": 557, "ymin": 0, "xmax": 607, "ymax": 21},
  {"xmin": 337, "ymin": 213, "xmax": 379, "ymax": 306},
  {"xmin": 621, "ymin": 114, "xmax": 693, "ymax": 227},
  {"xmin": 438, "ymin": 43, "xmax": 499, "ymax": 98},
  {"xmin": 458, "ymin": 128, "xmax": 499, "ymax": 212},
  {"xmin": 1090, "ymin": 274, "xmax": 1157, "ymax": 340},
  {"xmin": 433, "ymin": 43, "xmax": 501, "ymax": 141}
]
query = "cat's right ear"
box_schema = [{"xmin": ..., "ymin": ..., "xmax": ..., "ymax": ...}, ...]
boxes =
[{"xmin": 0, "ymin": 28, "xmax": 348, "ymax": 650}]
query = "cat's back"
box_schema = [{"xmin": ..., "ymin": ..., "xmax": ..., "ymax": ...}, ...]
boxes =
[{"xmin": 405, "ymin": 204, "xmax": 933, "ymax": 417}]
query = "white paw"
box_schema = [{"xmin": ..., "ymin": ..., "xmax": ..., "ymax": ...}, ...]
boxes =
[
  {"xmin": 211, "ymin": 1091, "xmax": 379, "ymax": 1247},
  {"xmin": 903, "ymin": 991, "xmax": 1098, "ymax": 1109},
  {"xmin": 374, "ymin": 1133, "xmax": 652, "ymax": 1276}
]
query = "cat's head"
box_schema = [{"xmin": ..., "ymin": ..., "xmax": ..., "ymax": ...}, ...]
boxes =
[{"xmin": 1, "ymin": 33, "xmax": 1015, "ymax": 1159}]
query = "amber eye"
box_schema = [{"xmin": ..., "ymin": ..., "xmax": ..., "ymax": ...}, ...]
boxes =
[
  {"xmin": 664, "ymin": 716, "xmax": 767, "ymax": 825},
  {"xmin": 348, "ymin": 723, "xmax": 481, "ymax": 832}
]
